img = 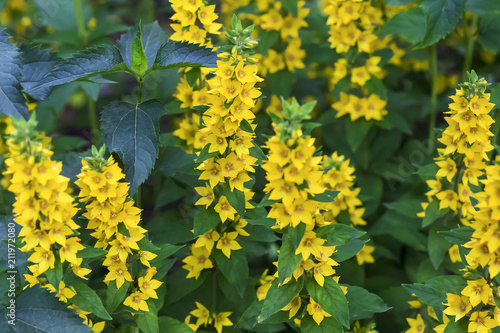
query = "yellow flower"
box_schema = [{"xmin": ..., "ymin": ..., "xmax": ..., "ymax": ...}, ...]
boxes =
[
  {"xmin": 356, "ymin": 244, "xmax": 375, "ymax": 265},
  {"xmin": 104, "ymin": 264, "xmax": 133, "ymax": 289},
  {"xmin": 213, "ymin": 312, "xmax": 233, "ymax": 333},
  {"xmin": 405, "ymin": 314, "xmax": 424, "ymax": 333},
  {"xmin": 296, "ymin": 231, "xmax": 325, "ymax": 260},
  {"xmin": 183, "ymin": 246, "xmax": 213, "ymax": 279},
  {"xmin": 190, "ymin": 302, "xmax": 211, "ymax": 327},
  {"xmin": 216, "ymin": 232, "xmax": 242, "ymax": 258},
  {"xmin": 28, "ymin": 247, "xmax": 55, "ymax": 273},
  {"xmin": 194, "ymin": 230, "xmax": 220, "ymax": 252},
  {"xmin": 282, "ymin": 296, "xmax": 302, "ymax": 319},
  {"xmin": 195, "ymin": 184, "xmax": 215, "ymax": 207},
  {"xmin": 443, "ymin": 293, "xmax": 471, "ymax": 321},
  {"xmin": 468, "ymin": 311, "xmax": 497, "ymax": 333},
  {"xmin": 138, "ymin": 268, "xmax": 163, "ymax": 299},
  {"xmin": 461, "ymin": 278, "xmax": 492, "ymax": 307},
  {"xmin": 307, "ymin": 298, "xmax": 331, "ymax": 325},
  {"xmin": 351, "ymin": 66, "xmax": 371, "ymax": 86},
  {"xmin": 123, "ymin": 291, "xmax": 149, "ymax": 312},
  {"xmin": 214, "ymin": 196, "xmax": 237, "ymax": 222}
]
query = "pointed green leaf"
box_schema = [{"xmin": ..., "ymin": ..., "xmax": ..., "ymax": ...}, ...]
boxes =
[
  {"xmin": 215, "ymin": 249, "xmax": 248, "ymax": 297},
  {"xmin": 101, "ymin": 100, "xmax": 164, "ymax": 195},
  {"xmin": 154, "ymin": 40, "xmax": 218, "ymax": 70},
  {"xmin": 223, "ymin": 183, "xmax": 246, "ymax": 218},
  {"xmin": 258, "ymin": 276, "xmax": 304, "ymax": 323},
  {"xmin": 417, "ymin": 0, "xmax": 466, "ymax": 48},
  {"xmin": 300, "ymin": 315, "xmax": 342, "ymax": 333},
  {"xmin": 277, "ymin": 237, "xmax": 302, "ymax": 284},
  {"xmin": 378, "ymin": 7, "xmax": 426, "ymax": 44},
  {"xmin": 193, "ymin": 208, "xmax": 221, "ymax": 237},
  {"xmin": 19, "ymin": 44, "xmax": 59, "ymax": 93},
  {"xmin": 28, "ymin": 45, "xmax": 126, "ymax": 100},
  {"xmin": 71, "ymin": 281, "xmax": 112, "ymax": 320},
  {"xmin": 0, "ymin": 29, "xmax": 28, "ymax": 119},
  {"xmin": 345, "ymin": 285, "xmax": 391, "ymax": 320},
  {"xmin": 117, "ymin": 22, "xmax": 166, "ymax": 75},
  {"xmin": 105, "ymin": 280, "xmax": 130, "ymax": 314},
  {"xmin": 478, "ymin": 14, "xmax": 500, "ymax": 54},
  {"xmin": 158, "ymin": 317, "xmax": 195, "ymax": 333},
  {"xmin": 13, "ymin": 286, "xmax": 90, "ymax": 333},
  {"xmin": 422, "ymin": 199, "xmax": 449, "ymax": 227},
  {"xmin": 135, "ymin": 301, "xmax": 159, "ymax": 333},
  {"xmin": 438, "ymin": 226, "xmax": 474, "ymax": 245},
  {"xmin": 306, "ymin": 277, "xmax": 350, "ymax": 328},
  {"xmin": 131, "ymin": 24, "xmax": 148, "ymax": 76}
]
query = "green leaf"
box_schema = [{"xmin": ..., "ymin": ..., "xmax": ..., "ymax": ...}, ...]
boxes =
[
  {"xmin": 165, "ymin": 269, "xmax": 207, "ymax": 305},
  {"xmin": 44, "ymin": 260, "xmax": 63, "ymax": 288},
  {"xmin": 478, "ymin": 14, "xmax": 500, "ymax": 54},
  {"xmin": 244, "ymin": 207, "xmax": 276, "ymax": 228},
  {"xmin": 277, "ymin": 237, "xmax": 302, "ymax": 284},
  {"xmin": 267, "ymin": 70, "xmax": 294, "ymax": 99},
  {"xmin": 377, "ymin": 7, "xmax": 426, "ymax": 44},
  {"xmin": 438, "ymin": 226, "xmax": 474, "ymax": 245},
  {"xmin": 19, "ymin": 44, "xmax": 59, "ymax": 93},
  {"xmin": 105, "ymin": 280, "xmax": 130, "ymax": 314},
  {"xmin": 257, "ymin": 29, "xmax": 279, "ymax": 56},
  {"xmin": 280, "ymin": 0, "xmax": 298, "ymax": 16},
  {"xmin": 365, "ymin": 76, "xmax": 387, "ymax": 99},
  {"xmin": 135, "ymin": 301, "xmax": 159, "ymax": 333},
  {"xmin": 137, "ymin": 237, "xmax": 160, "ymax": 251},
  {"xmin": 33, "ymin": 0, "xmax": 91, "ymax": 32},
  {"xmin": 402, "ymin": 275, "xmax": 466, "ymax": 318},
  {"xmin": 185, "ymin": 67, "xmax": 201, "ymax": 86},
  {"xmin": 223, "ymin": 184, "xmax": 246, "ymax": 218},
  {"xmin": 158, "ymin": 146, "xmax": 196, "ymax": 177},
  {"xmin": 300, "ymin": 315, "xmax": 342, "ymax": 333},
  {"xmin": 345, "ymin": 285, "xmax": 391, "ymax": 320},
  {"xmin": 384, "ymin": 197, "xmax": 424, "ymax": 218},
  {"xmin": 288, "ymin": 223, "xmax": 306, "ymax": 249},
  {"xmin": 12, "ymin": 285, "xmax": 90, "ymax": 333},
  {"xmin": 154, "ymin": 41, "xmax": 218, "ymax": 70},
  {"xmin": 414, "ymin": 163, "xmax": 439, "ymax": 181},
  {"xmin": 418, "ymin": 0, "xmax": 466, "ymax": 48},
  {"xmin": 258, "ymin": 276, "xmax": 304, "ymax": 323},
  {"xmin": 28, "ymin": 45, "xmax": 126, "ymax": 100},
  {"xmin": 130, "ymin": 24, "xmax": 149, "ymax": 76},
  {"xmin": 193, "ymin": 208, "xmax": 221, "ymax": 237},
  {"xmin": 306, "ymin": 277, "xmax": 349, "ymax": 328},
  {"xmin": 310, "ymin": 190, "xmax": 340, "ymax": 203},
  {"xmin": 71, "ymin": 281, "xmax": 112, "ymax": 320},
  {"xmin": 77, "ymin": 245, "xmax": 108, "ymax": 259},
  {"xmin": 101, "ymin": 100, "xmax": 164, "ymax": 195},
  {"xmin": 215, "ymin": 249, "xmax": 249, "ymax": 297},
  {"xmin": 428, "ymin": 226, "xmax": 450, "ymax": 269},
  {"xmin": 196, "ymin": 144, "xmax": 220, "ymax": 163},
  {"xmin": 422, "ymin": 199, "xmax": 449, "ymax": 227},
  {"xmin": 345, "ymin": 119, "xmax": 372, "ymax": 152},
  {"xmin": 118, "ymin": 22, "xmax": 166, "ymax": 76},
  {"xmin": 315, "ymin": 224, "xmax": 366, "ymax": 247},
  {"xmin": 443, "ymin": 317, "xmax": 469, "ymax": 333},
  {"xmin": 334, "ymin": 238, "xmax": 368, "ymax": 262},
  {"xmin": 158, "ymin": 316, "xmax": 195, "ymax": 333},
  {"xmin": 467, "ymin": 0, "xmax": 500, "ymax": 15},
  {"xmin": 0, "ymin": 29, "xmax": 28, "ymax": 119}
]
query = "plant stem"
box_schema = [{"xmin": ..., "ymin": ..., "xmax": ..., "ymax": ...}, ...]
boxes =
[
  {"xmin": 134, "ymin": 187, "xmax": 142, "ymax": 209},
  {"xmin": 138, "ymin": 79, "xmax": 143, "ymax": 104},
  {"xmin": 210, "ymin": 269, "xmax": 218, "ymax": 314},
  {"xmin": 462, "ymin": 12, "xmax": 478, "ymax": 80},
  {"xmin": 144, "ymin": 0, "xmax": 155, "ymax": 23},
  {"xmin": 428, "ymin": 44, "xmax": 438, "ymax": 154},
  {"xmin": 88, "ymin": 98, "xmax": 99, "ymax": 145},
  {"xmin": 74, "ymin": 0, "xmax": 87, "ymax": 46}
]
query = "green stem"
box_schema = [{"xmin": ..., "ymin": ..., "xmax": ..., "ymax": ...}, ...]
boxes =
[
  {"xmin": 144, "ymin": 0, "xmax": 155, "ymax": 23},
  {"xmin": 462, "ymin": 12, "xmax": 478, "ymax": 80},
  {"xmin": 134, "ymin": 187, "xmax": 142, "ymax": 209},
  {"xmin": 88, "ymin": 98, "xmax": 99, "ymax": 145},
  {"xmin": 74, "ymin": 0, "xmax": 87, "ymax": 46},
  {"xmin": 138, "ymin": 79, "xmax": 143, "ymax": 104},
  {"xmin": 210, "ymin": 269, "xmax": 218, "ymax": 314},
  {"xmin": 428, "ymin": 44, "xmax": 438, "ymax": 154}
]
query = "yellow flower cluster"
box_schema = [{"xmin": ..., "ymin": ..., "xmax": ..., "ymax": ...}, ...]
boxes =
[
  {"xmin": 263, "ymin": 129, "xmax": 324, "ymax": 229},
  {"xmin": 420, "ymin": 75, "xmax": 495, "ymax": 225},
  {"xmin": 185, "ymin": 302, "xmax": 233, "ymax": 333},
  {"xmin": 323, "ymin": 0, "xmax": 384, "ymax": 54},
  {"xmin": 3, "ymin": 118, "xmax": 83, "ymax": 280},
  {"xmin": 242, "ymin": 0, "xmax": 309, "ymax": 75},
  {"xmin": 183, "ymin": 44, "xmax": 261, "ymax": 278},
  {"xmin": 75, "ymin": 154, "xmax": 162, "ymax": 311},
  {"xmin": 169, "ymin": 0, "xmax": 222, "ymax": 47}
]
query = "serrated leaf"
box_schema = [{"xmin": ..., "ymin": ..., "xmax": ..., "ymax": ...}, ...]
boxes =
[
  {"xmin": 377, "ymin": 7, "xmax": 426, "ymax": 44},
  {"xmin": 71, "ymin": 281, "xmax": 112, "ymax": 320},
  {"xmin": 105, "ymin": 280, "xmax": 130, "ymax": 314},
  {"xmin": 306, "ymin": 277, "xmax": 350, "ymax": 328},
  {"xmin": 215, "ymin": 249, "xmax": 248, "ymax": 297},
  {"xmin": 418, "ymin": 0, "xmax": 466, "ymax": 48},
  {"xmin": 28, "ymin": 45, "xmax": 127, "ymax": 100},
  {"xmin": 466, "ymin": 0, "xmax": 500, "ymax": 15},
  {"xmin": 277, "ymin": 237, "xmax": 302, "ymax": 284},
  {"xmin": 12, "ymin": 285, "xmax": 90, "ymax": 333},
  {"xmin": 117, "ymin": 22, "xmax": 166, "ymax": 75},
  {"xmin": 0, "ymin": 29, "xmax": 28, "ymax": 119},
  {"xmin": 154, "ymin": 40, "xmax": 218, "ymax": 70},
  {"xmin": 345, "ymin": 285, "xmax": 391, "ymax": 320},
  {"xmin": 101, "ymin": 100, "xmax": 164, "ymax": 195},
  {"xmin": 19, "ymin": 44, "xmax": 60, "ymax": 93},
  {"xmin": 193, "ymin": 208, "xmax": 221, "ymax": 237},
  {"xmin": 258, "ymin": 276, "xmax": 304, "ymax": 323}
]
